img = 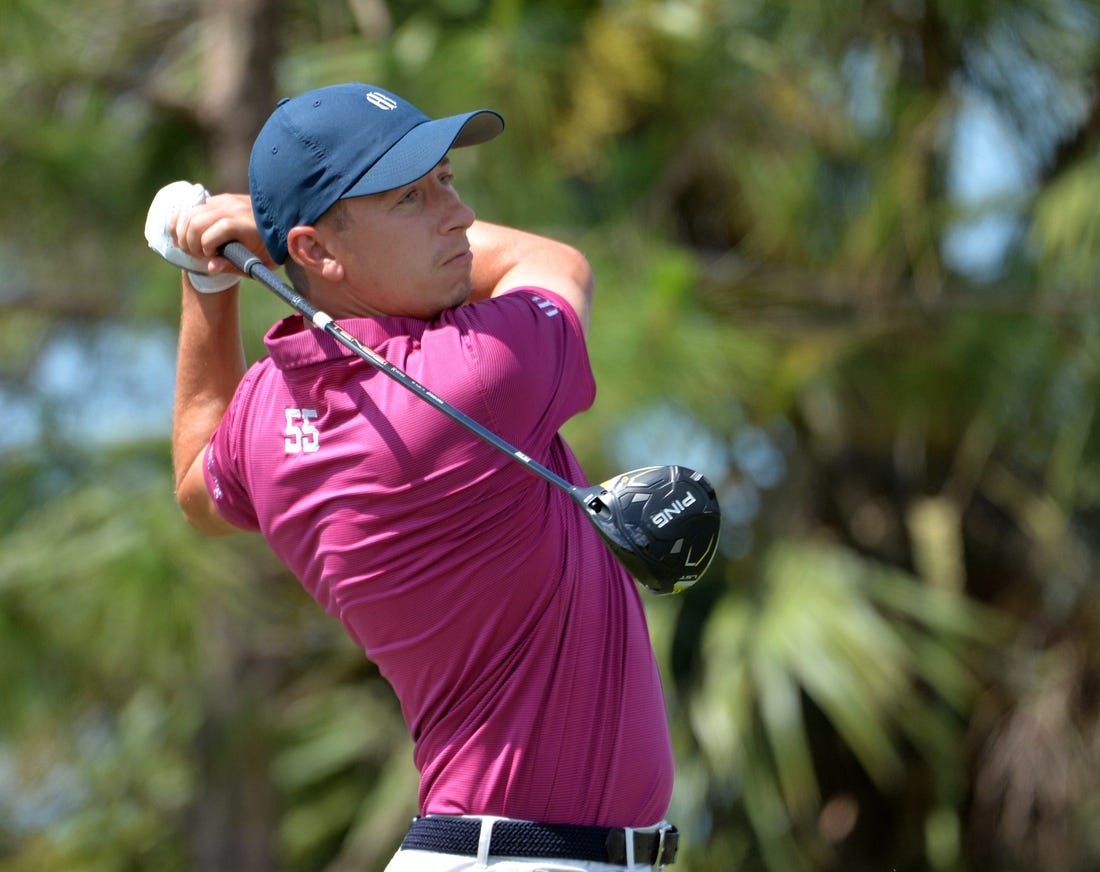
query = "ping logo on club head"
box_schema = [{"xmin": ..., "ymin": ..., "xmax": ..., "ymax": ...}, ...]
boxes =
[
  {"xmin": 364, "ymin": 91, "xmax": 398, "ymax": 110},
  {"xmin": 650, "ymin": 490, "xmax": 697, "ymax": 528}
]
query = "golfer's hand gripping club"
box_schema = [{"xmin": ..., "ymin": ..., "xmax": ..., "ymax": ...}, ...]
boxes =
[{"xmin": 144, "ymin": 181, "xmax": 241, "ymax": 293}]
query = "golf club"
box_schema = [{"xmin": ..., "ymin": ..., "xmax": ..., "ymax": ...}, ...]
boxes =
[{"xmin": 219, "ymin": 241, "xmax": 721, "ymax": 594}]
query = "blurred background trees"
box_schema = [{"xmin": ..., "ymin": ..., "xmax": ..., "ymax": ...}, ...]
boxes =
[{"xmin": 2, "ymin": 0, "xmax": 1099, "ymax": 869}]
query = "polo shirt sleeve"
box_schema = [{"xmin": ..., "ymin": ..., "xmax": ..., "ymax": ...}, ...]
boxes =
[
  {"xmin": 452, "ymin": 287, "xmax": 597, "ymax": 451},
  {"xmin": 202, "ymin": 371, "xmax": 262, "ymax": 532}
]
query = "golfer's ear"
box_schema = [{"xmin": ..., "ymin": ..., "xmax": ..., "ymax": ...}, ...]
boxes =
[{"xmin": 286, "ymin": 225, "xmax": 344, "ymax": 282}]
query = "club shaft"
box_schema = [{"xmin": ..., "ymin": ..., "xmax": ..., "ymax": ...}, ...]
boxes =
[{"xmin": 220, "ymin": 242, "xmax": 584, "ymax": 501}]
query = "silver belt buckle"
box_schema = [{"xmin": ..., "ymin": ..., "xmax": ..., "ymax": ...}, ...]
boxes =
[{"xmin": 654, "ymin": 823, "xmax": 669, "ymax": 867}]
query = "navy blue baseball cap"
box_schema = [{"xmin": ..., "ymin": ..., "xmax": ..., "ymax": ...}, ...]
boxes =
[{"xmin": 249, "ymin": 83, "xmax": 504, "ymax": 264}]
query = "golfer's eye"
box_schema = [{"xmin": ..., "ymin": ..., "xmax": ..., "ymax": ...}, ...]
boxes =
[{"xmin": 436, "ymin": 158, "xmax": 455, "ymax": 186}]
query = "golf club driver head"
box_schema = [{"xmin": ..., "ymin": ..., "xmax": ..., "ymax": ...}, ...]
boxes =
[{"xmin": 579, "ymin": 465, "xmax": 721, "ymax": 595}]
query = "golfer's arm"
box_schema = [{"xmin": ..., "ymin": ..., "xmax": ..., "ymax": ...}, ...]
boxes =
[
  {"xmin": 172, "ymin": 281, "xmax": 245, "ymax": 536},
  {"xmin": 468, "ymin": 220, "xmax": 594, "ymax": 335}
]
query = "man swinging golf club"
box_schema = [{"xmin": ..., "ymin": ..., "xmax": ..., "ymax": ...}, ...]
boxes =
[{"xmin": 147, "ymin": 82, "xmax": 719, "ymax": 870}]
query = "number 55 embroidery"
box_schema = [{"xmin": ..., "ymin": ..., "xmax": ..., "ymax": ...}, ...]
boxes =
[{"xmin": 285, "ymin": 408, "xmax": 320, "ymax": 454}]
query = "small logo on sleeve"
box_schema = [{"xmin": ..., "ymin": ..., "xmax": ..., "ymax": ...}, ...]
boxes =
[
  {"xmin": 532, "ymin": 295, "xmax": 559, "ymax": 317},
  {"xmin": 205, "ymin": 444, "xmax": 223, "ymax": 500}
]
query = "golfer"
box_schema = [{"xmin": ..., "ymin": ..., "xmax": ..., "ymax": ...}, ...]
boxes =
[{"xmin": 151, "ymin": 83, "xmax": 679, "ymax": 870}]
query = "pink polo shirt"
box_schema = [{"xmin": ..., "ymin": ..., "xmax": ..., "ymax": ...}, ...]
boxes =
[{"xmin": 204, "ymin": 287, "xmax": 673, "ymax": 827}]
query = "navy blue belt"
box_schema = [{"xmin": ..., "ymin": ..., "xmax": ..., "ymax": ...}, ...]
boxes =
[{"xmin": 400, "ymin": 816, "xmax": 679, "ymax": 866}]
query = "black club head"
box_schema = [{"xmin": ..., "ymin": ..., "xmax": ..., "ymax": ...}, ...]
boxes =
[{"xmin": 581, "ymin": 465, "xmax": 721, "ymax": 595}]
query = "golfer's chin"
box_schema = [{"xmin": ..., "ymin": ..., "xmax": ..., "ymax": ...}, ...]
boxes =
[
  {"xmin": 424, "ymin": 262, "xmax": 475, "ymax": 314},
  {"xmin": 446, "ymin": 280, "xmax": 475, "ymax": 309}
]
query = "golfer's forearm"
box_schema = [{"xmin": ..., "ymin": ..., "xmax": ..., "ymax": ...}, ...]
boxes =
[
  {"xmin": 172, "ymin": 282, "xmax": 245, "ymax": 492},
  {"xmin": 467, "ymin": 221, "xmax": 592, "ymax": 301}
]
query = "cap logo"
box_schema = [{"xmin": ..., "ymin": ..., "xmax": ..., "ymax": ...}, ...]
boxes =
[{"xmin": 364, "ymin": 91, "xmax": 398, "ymax": 110}]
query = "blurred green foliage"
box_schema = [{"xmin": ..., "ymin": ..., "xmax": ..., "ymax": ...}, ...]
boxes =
[{"xmin": 2, "ymin": 0, "xmax": 1100, "ymax": 870}]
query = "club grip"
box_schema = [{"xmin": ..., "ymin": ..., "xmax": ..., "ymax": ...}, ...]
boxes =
[
  {"xmin": 220, "ymin": 241, "xmax": 263, "ymax": 277},
  {"xmin": 217, "ymin": 241, "xmax": 320, "ymax": 320}
]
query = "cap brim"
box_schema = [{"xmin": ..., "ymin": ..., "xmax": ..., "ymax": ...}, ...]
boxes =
[{"xmin": 340, "ymin": 109, "xmax": 504, "ymax": 200}]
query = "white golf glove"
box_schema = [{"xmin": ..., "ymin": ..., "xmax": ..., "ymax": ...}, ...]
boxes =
[{"xmin": 144, "ymin": 181, "xmax": 240, "ymax": 293}]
